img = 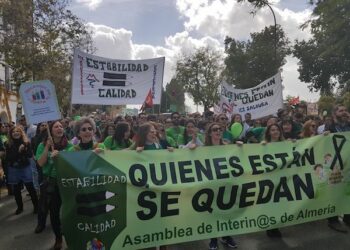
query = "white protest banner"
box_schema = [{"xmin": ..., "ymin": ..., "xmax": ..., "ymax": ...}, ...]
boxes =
[
  {"xmin": 213, "ymin": 95, "xmax": 236, "ymax": 120},
  {"xmin": 19, "ymin": 80, "xmax": 61, "ymax": 124},
  {"xmin": 71, "ymin": 49, "xmax": 165, "ymax": 105},
  {"xmin": 220, "ymin": 72, "xmax": 283, "ymax": 119}
]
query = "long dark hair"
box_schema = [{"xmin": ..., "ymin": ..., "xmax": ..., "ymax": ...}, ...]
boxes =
[
  {"xmin": 43, "ymin": 120, "xmax": 68, "ymax": 151},
  {"xmin": 280, "ymin": 117, "xmax": 298, "ymax": 139},
  {"xmin": 205, "ymin": 122, "xmax": 224, "ymax": 146},
  {"xmin": 265, "ymin": 124, "xmax": 284, "ymax": 142},
  {"xmin": 102, "ymin": 123, "xmax": 115, "ymax": 142},
  {"xmin": 136, "ymin": 123, "xmax": 154, "ymax": 147},
  {"xmin": 183, "ymin": 119, "xmax": 196, "ymax": 144},
  {"xmin": 113, "ymin": 122, "xmax": 131, "ymax": 147},
  {"xmin": 32, "ymin": 123, "xmax": 48, "ymax": 153},
  {"xmin": 229, "ymin": 113, "xmax": 243, "ymax": 128}
]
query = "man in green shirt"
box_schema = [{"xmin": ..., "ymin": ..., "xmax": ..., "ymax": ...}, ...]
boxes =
[{"xmin": 166, "ymin": 112, "xmax": 184, "ymax": 148}]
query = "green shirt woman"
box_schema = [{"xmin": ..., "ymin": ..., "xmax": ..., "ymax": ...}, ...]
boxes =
[{"xmin": 103, "ymin": 122, "xmax": 132, "ymax": 150}]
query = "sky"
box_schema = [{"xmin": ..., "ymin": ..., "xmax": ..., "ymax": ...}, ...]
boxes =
[{"xmin": 69, "ymin": 0, "xmax": 319, "ymax": 112}]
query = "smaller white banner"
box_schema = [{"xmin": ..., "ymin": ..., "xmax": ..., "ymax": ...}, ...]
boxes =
[
  {"xmin": 307, "ymin": 102, "xmax": 318, "ymax": 115},
  {"xmin": 19, "ymin": 80, "xmax": 61, "ymax": 124},
  {"xmin": 71, "ymin": 49, "xmax": 165, "ymax": 105},
  {"xmin": 219, "ymin": 72, "xmax": 283, "ymax": 119}
]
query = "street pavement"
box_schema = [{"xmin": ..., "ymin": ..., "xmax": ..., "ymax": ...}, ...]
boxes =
[{"xmin": 1, "ymin": 190, "xmax": 350, "ymax": 250}]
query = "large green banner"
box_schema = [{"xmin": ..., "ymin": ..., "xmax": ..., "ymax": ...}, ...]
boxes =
[{"xmin": 56, "ymin": 132, "xmax": 350, "ymax": 250}]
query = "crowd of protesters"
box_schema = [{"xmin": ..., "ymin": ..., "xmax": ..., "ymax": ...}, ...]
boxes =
[{"xmin": 0, "ymin": 103, "xmax": 349, "ymax": 250}]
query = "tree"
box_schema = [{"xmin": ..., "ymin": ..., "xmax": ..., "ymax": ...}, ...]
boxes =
[
  {"xmin": 165, "ymin": 78, "xmax": 185, "ymax": 113},
  {"xmin": 224, "ymin": 25, "xmax": 290, "ymax": 88},
  {"xmin": 174, "ymin": 47, "xmax": 223, "ymax": 111},
  {"xmin": 342, "ymin": 92, "xmax": 350, "ymax": 112},
  {"xmin": 237, "ymin": 0, "xmax": 273, "ymax": 9},
  {"xmin": 0, "ymin": 0, "xmax": 93, "ymax": 111},
  {"xmin": 293, "ymin": 0, "xmax": 350, "ymax": 95},
  {"xmin": 317, "ymin": 95, "xmax": 335, "ymax": 115}
]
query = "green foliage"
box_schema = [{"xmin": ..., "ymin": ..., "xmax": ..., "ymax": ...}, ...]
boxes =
[
  {"xmin": 317, "ymin": 95, "xmax": 336, "ymax": 115},
  {"xmin": 174, "ymin": 47, "xmax": 223, "ymax": 111},
  {"xmin": 155, "ymin": 86, "xmax": 167, "ymax": 113},
  {"xmin": 0, "ymin": 0, "xmax": 93, "ymax": 111},
  {"xmin": 293, "ymin": 0, "xmax": 350, "ymax": 95},
  {"xmin": 340, "ymin": 92, "xmax": 350, "ymax": 112},
  {"xmin": 165, "ymin": 78, "xmax": 185, "ymax": 113},
  {"xmin": 224, "ymin": 25, "xmax": 290, "ymax": 88}
]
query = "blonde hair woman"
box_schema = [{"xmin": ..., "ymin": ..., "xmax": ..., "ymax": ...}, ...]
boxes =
[{"xmin": 4, "ymin": 125, "xmax": 38, "ymax": 215}]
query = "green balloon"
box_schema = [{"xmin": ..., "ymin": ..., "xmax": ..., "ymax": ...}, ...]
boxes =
[{"xmin": 230, "ymin": 122, "xmax": 243, "ymax": 139}]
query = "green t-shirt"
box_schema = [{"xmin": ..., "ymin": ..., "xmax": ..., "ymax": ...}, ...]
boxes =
[
  {"xmin": 166, "ymin": 126, "xmax": 185, "ymax": 147},
  {"xmin": 36, "ymin": 142, "xmax": 73, "ymax": 178},
  {"xmin": 165, "ymin": 136, "xmax": 176, "ymax": 148},
  {"xmin": 292, "ymin": 122, "xmax": 303, "ymax": 136},
  {"xmin": 68, "ymin": 142, "xmax": 105, "ymax": 152},
  {"xmin": 250, "ymin": 127, "xmax": 266, "ymax": 143},
  {"xmin": 223, "ymin": 130, "xmax": 233, "ymax": 144},
  {"xmin": 0, "ymin": 134, "xmax": 8, "ymax": 144},
  {"xmin": 103, "ymin": 136, "xmax": 132, "ymax": 150}
]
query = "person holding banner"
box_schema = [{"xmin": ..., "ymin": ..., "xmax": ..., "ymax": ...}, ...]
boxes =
[
  {"xmin": 325, "ymin": 104, "xmax": 350, "ymax": 233},
  {"xmin": 3, "ymin": 126, "xmax": 38, "ymax": 215},
  {"xmin": 103, "ymin": 122, "xmax": 132, "ymax": 150},
  {"xmin": 136, "ymin": 123, "xmax": 173, "ymax": 152},
  {"xmin": 246, "ymin": 116, "xmax": 278, "ymax": 143},
  {"xmin": 299, "ymin": 120, "xmax": 318, "ymax": 138},
  {"xmin": 215, "ymin": 114, "xmax": 233, "ymax": 144},
  {"xmin": 36, "ymin": 120, "xmax": 72, "ymax": 250},
  {"xmin": 153, "ymin": 122, "xmax": 177, "ymax": 149},
  {"xmin": 100, "ymin": 123, "xmax": 116, "ymax": 143},
  {"xmin": 70, "ymin": 117, "xmax": 105, "ymax": 152},
  {"xmin": 262, "ymin": 123, "xmax": 284, "ymax": 238},
  {"xmin": 135, "ymin": 122, "xmax": 173, "ymax": 250},
  {"xmin": 177, "ymin": 119, "xmax": 204, "ymax": 148},
  {"xmin": 280, "ymin": 117, "xmax": 299, "ymax": 140},
  {"xmin": 204, "ymin": 122, "xmax": 237, "ymax": 249}
]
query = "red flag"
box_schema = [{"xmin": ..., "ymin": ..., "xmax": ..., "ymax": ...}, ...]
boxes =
[
  {"xmin": 140, "ymin": 89, "xmax": 153, "ymax": 111},
  {"xmin": 289, "ymin": 96, "xmax": 300, "ymax": 106}
]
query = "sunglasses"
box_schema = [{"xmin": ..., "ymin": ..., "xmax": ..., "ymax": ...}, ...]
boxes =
[
  {"xmin": 219, "ymin": 117, "xmax": 228, "ymax": 121},
  {"xmin": 172, "ymin": 116, "xmax": 180, "ymax": 119},
  {"xmin": 211, "ymin": 127, "xmax": 222, "ymax": 132},
  {"xmin": 81, "ymin": 127, "xmax": 93, "ymax": 132}
]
